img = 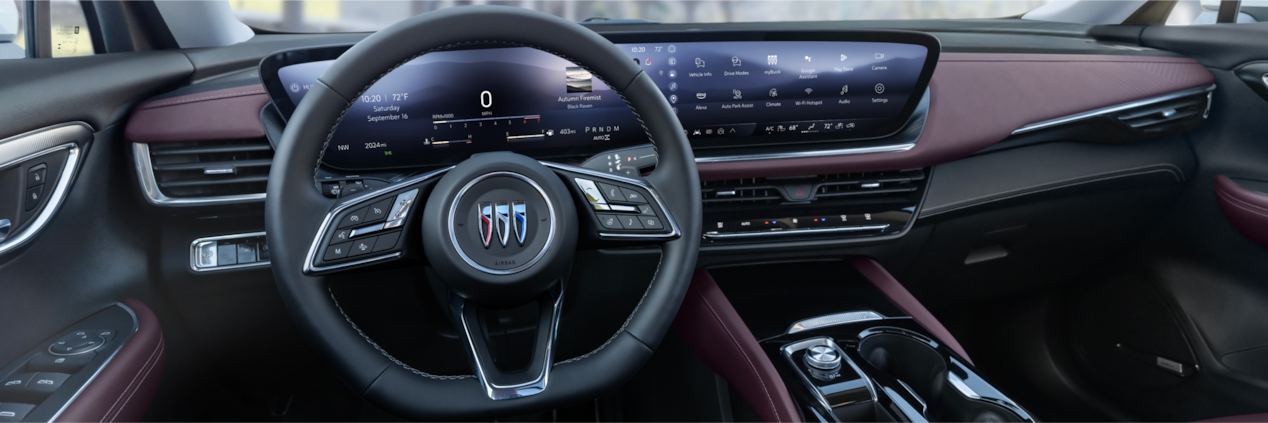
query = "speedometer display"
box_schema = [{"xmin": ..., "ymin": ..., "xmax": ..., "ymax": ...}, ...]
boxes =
[{"xmin": 265, "ymin": 34, "xmax": 937, "ymax": 170}]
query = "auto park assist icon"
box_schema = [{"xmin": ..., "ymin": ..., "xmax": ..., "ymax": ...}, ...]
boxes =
[{"xmin": 479, "ymin": 201, "xmax": 527, "ymax": 248}]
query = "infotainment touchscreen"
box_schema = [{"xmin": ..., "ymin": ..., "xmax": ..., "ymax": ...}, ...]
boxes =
[{"xmin": 261, "ymin": 33, "xmax": 938, "ymax": 169}]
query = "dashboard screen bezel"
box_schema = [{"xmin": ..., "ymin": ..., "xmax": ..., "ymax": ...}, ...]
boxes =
[{"xmin": 259, "ymin": 30, "xmax": 940, "ymax": 169}]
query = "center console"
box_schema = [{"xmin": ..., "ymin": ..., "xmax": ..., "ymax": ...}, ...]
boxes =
[
  {"xmin": 769, "ymin": 317, "xmax": 1032, "ymax": 422},
  {"xmin": 676, "ymin": 260, "xmax": 1034, "ymax": 423}
]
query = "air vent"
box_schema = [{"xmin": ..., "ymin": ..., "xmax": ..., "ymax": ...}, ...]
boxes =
[
  {"xmin": 1113, "ymin": 92, "xmax": 1210, "ymax": 134},
  {"xmin": 145, "ymin": 138, "xmax": 273, "ymax": 199},
  {"xmin": 702, "ymin": 178, "xmax": 782, "ymax": 204},
  {"xmin": 702, "ymin": 170, "xmax": 924, "ymax": 204}
]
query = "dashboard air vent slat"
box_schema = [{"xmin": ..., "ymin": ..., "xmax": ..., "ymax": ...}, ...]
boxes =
[
  {"xmin": 1113, "ymin": 93, "xmax": 1210, "ymax": 133},
  {"xmin": 147, "ymin": 138, "xmax": 274, "ymax": 199},
  {"xmin": 702, "ymin": 170, "xmax": 923, "ymax": 204}
]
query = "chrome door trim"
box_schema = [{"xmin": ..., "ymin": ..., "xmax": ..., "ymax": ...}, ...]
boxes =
[{"xmin": 0, "ymin": 122, "xmax": 92, "ymax": 256}]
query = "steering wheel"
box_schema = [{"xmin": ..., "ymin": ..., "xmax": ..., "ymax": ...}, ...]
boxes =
[{"xmin": 265, "ymin": 5, "xmax": 701, "ymax": 420}]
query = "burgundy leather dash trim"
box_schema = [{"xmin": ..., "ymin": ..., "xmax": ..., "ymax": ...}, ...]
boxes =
[
  {"xmin": 698, "ymin": 53, "xmax": 1215, "ymax": 181},
  {"xmin": 1215, "ymin": 175, "xmax": 1268, "ymax": 248},
  {"xmin": 673, "ymin": 270, "xmax": 801, "ymax": 423},
  {"xmin": 125, "ymin": 84, "xmax": 270, "ymax": 143},
  {"xmin": 58, "ymin": 299, "xmax": 164, "ymax": 423},
  {"xmin": 851, "ymin": 257, "xmax": 973, "ymax": 364}
]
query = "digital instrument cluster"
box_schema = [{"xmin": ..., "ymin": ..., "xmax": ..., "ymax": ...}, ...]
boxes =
[{"xmin": 261, "ymin": 33, "xmax": 938, "ymax": 169}]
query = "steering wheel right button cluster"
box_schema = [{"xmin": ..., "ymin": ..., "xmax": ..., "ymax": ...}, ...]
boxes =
[{"xmin": 571, "ymin": 176, "xmax": 674, "ymax": 238}]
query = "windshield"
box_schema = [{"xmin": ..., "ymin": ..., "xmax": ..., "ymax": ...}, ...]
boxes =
[{"xmin": 230, "ymin": 0, "xmax": 1054, "ymax": 32}]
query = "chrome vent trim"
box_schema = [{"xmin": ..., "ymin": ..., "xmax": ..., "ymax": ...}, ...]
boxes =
[
  {"xmin": 133, "ymin": 142, "xmax": 269, "ymax": 206},
  {"xmin": 1011, "ymin": 84, "xmax": 1216, "ymax": 135}
]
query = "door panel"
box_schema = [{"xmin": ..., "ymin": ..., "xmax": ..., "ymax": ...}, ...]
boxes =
[{"xmin": 0, "ymin": 51, "xmax": 192, "ymax": 420}]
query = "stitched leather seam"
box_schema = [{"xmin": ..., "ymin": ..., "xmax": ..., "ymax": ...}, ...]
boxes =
[
  {"xmin": 921, "ymin": 164, "xmax": 1183, "ymax": 218},
  {"xmin": 108, "ymin": 339, "xmax": 164, "ymax": 423},
  {"xmin": 695, "ymin": 288, "xmax": 782, "ymax": 422},
  {"xmin": 101, "ymin": 335, "xmax": 163, "ymax": 422},
  {"xmin": 138, "ymin": 90, "xmax": 267, "ymax": 110},
  {"xmin": 1217, "ymin": 188, "xmax": 1268, "ymax": 219},
  {"xmin": 327, "ymin": 286, "xmax": 475, "ymax": 380}
]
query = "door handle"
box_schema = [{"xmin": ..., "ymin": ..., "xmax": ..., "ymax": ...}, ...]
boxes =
[{"xmin": 1233, "ymin": 61, "xmax": 1268, "ymax": 103}]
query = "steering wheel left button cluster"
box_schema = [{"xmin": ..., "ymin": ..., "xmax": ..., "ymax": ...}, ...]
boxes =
[{"xmin": 316, "ymin": 188, "xmax": 417, "ymax": 269}]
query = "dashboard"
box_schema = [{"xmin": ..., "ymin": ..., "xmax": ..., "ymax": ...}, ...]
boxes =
[{"xmin": 261, "ymin": 32, "xmax": 940, "ymax": 170}]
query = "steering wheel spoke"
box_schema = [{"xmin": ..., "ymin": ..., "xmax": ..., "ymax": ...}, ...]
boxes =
[
  {"xmin": 542, "ymin": 161, "xmax": 681, "ymax": 248},
  {"xmin": 302, "ymin": 167, "xmax": 450, "ymax": 275},
  {"xmin": 449, "ymin": 281, "xmax": 565, "ymax": 400}
]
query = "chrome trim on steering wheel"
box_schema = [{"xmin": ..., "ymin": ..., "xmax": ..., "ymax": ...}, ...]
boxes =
[{"xmin": 454, "ymin": 284, "xmax": 564, "ymax": 400}]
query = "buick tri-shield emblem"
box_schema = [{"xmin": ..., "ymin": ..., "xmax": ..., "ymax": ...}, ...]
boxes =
[{"xmin": 478, "ymin": 201, "xmax": 527, "ymax": 248}]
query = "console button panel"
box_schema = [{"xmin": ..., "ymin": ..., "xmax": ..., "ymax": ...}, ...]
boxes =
[{"xmin": 190, "ymin": 232, "xmax": 269, "ymax": 272}]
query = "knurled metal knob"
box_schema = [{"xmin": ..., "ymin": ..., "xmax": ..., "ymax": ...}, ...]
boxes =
[{"xmin": 804, "ymin": 345, "xmax": 841, "ymax": 371}]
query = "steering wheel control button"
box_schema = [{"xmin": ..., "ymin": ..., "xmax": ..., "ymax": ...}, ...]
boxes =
[
  {"xmin": 349, "ymin": 237, "xmax": 378, "ymax": 257},
  {"xmin": 49, "ymin": 330, "xmax": 105, "ymax": 355},
  {"xmin": 388, "ymin": 189, "xmax": 419, "ymax": 222},
  {"xmin": 598, "ymin": 214, "xmax": 623, "ymax": 229},
  {"xmin": 332, "ymin": 228, "xmax": 352, "ymax": 243},
  {"xmin": 0, "ymin": 403, "xmax": 34, "ymax": 422},
  {"xmin": 640, "ymin": 216, "xmax": 664, "ymax": 230},
  {"xmin": 597, "ymin": 182, "xmax": 625, "ymax": 203},
  {"xmin": 338, "ymin": 207, "xmax": 368, "ymax": 229},
  {"xmin": 27, "ymin": 352, "xmax": 94, "ymax": 374},
  {"xmin": 618, "ymin": 215, "xmax": 645, "ymax": 229},
  {"xmin": 638, "ymin": 204, "xmax": 656, "ymax": 215},
  {"xmin": 573, "ymin": 178, "xmax": 607, "ymax": 205},
  {"xmin": 619, "ymin": 188, "xmax": 648, "ymax": 204},
  {"xmin": 372, "ymin": 231, "xmax": 401, "ymax": 252},
  {"xmin": 23, "ymin": 373, "xmax": 70, "ymax": 399},
  {"xmin": 324, "ymin": 242, "xmax": 351, "ymax": 261},
  {"xmin": 364, "ymin": 198, "xmax": 394, "ymax": 224}
]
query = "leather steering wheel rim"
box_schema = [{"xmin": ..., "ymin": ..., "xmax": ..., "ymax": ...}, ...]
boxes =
[{"xmin": 265, "ymin": 5, "xmax": 701, "ymax": 420}]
